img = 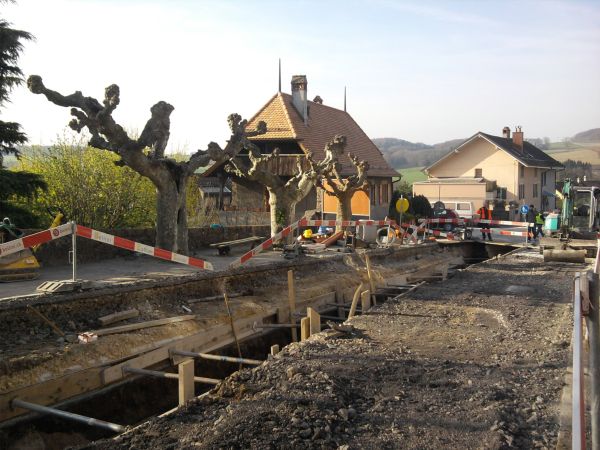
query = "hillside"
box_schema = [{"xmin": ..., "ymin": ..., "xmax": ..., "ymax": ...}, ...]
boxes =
[
  {"xmin": 572, "ymin": 128, "xmax": 600, "ymax": 143},
  {"xmin": 372, "ymin": 137, "xmax": 463, "ymax": 169}
]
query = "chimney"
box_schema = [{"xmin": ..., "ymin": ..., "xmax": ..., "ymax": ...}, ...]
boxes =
[
  {"xmin": 512, "ymin": 126, "xmax": 524, "ymax": 151},
  {"xmin": 313, "ymin": 95, "xmax": 323, "ymax": 104},
  {"xmin": 502, "ymin": 126, "xmax": 511, "ymax": 139},
  {"xmin": 291, "ymin": 75, "xmax": 308, "ymax": 124}
]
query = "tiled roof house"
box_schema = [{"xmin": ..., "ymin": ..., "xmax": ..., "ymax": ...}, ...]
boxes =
[
  {"xmin": 205, "ymin": 76, "xmax": 399, "ymax": 220},
  {"xmin": 413, "ymin": 126, "xmax": 563, "ymax": 218}
]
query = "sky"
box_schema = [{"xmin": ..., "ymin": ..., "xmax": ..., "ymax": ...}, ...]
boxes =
[{"xmin": 2, "ymin": 0, "xmax": 600, "ymax": 152}]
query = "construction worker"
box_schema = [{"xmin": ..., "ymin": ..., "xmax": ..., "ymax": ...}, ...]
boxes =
[
  {"xmin": 526, "ymin": 205, "xmax": 536, "ymax": 241},
  {"xmin": 534, "ymin": 210, "xmax": 545, "ymax": 240},
  {"xmin": 476, "ymin": 203, "xmax": 493, "ymax": 241}
]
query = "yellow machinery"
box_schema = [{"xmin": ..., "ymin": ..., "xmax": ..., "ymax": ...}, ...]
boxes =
[{"xmin": 0, "ymin": 209, "xmax": 65, "ymax": 282}]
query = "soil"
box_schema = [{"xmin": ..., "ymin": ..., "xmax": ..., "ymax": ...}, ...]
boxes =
[
  {"xmin": 83, "ymin": 248, "xmax": 577, "ymax": 450},
  {"xmin": 0, "ymin": 246, "xmax": 450, "ymax": 394}
]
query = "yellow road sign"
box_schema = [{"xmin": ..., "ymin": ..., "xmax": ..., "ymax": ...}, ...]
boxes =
[{"xmin": 396, "ymin": 197, "xmax": 409, "ymax": 213}]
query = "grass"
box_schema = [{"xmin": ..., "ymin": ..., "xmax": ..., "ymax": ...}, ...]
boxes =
[{"xmin": 397, "ymin": 166, "xmax": 427, "ymax": 184}]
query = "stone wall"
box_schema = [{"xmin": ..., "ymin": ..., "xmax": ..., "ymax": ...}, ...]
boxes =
[{"xmin": 24, "ymin": 225, "xmax": 271, "ymax": 267}]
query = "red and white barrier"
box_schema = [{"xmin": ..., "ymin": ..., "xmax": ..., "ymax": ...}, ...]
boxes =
[
  {"xmin": 76, "ymin": 225, "xmax": 213, "ymax": 270},
  {"xmin": 0, "ymin": 223, "xmax": 72, "ymax": 257},
  {"xmin": 229, "ymin": 218, "xmax": 306, "ymax": 268}
]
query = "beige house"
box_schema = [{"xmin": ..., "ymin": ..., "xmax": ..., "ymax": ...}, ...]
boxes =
[{"xmin": 413, "ymin": 127, "xmax": 563, "ymax": 219}]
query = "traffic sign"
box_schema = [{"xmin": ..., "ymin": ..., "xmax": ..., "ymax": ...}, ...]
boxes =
[
  {"xmin": 396, "ymin": 197, "xmax": 409, "ymax": 213},
  {"xmin": 520, "ymin": 205, "xmax": 529, "ymax": 214}
]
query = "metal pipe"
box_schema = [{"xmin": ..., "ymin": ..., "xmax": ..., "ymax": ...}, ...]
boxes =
[
  {"xmin": 11, "ymin": 398, "xmax": 125, "ymax": 433},
  {"xmin": 71, "ymin": 221, "xmax": 77, "ymax": 282},
  {"xmin": 590, "ymin": 256, "xmax": 600, "ymax": 449},
  {"xmin": 123, "ymin": 366, "xmax": 220, "ymax": 385},
  {"xmin": 573, "ymin": 274, "xmax": 586, "ymax": 450},
  {"xmin": 293, "ymin": 312, "xmax": 345, "ymax": 321},
  {"xmin": 172, "ymin": 350, "xmax": 263, "ymax": 366}
]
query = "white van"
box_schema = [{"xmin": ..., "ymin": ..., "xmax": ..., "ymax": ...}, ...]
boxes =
[{"xmin": 430, "ymin": 201, "xmax": 474, "ymax": 219}]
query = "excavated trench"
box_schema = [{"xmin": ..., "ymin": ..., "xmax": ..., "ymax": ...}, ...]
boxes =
[{"xmin": 0, "ymin": 241, "xmax": 516, "ymax": 449}]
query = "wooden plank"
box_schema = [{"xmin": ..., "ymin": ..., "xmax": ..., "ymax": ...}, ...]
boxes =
[
  {"xmin": 98, "ymin": 309, "xmax": 139, "ymax": 326},
  {"xmin": 178, "ymin": 360, "xmax": 195, "ymax": 406},
  {"xmin": 300, "ymin": 317, "xmax": 310, "ymax": 341},
  {"xmin": 270, "ymin": 344, "xmax": 280, "ymax": 356},
  {"xmin": 365, "ymin": 254, "xmax": 376, "ymax": 301},
  {"xmin": 288, "ymin": 270, "xmax": 298, "ymax": 342},
  {"xmin": 308, "ymin": 307, "xmax": 320, "ymax": 336},
  {"xmin": 91, "ymin": 315, "xmax": 197, "ymax": 336}
]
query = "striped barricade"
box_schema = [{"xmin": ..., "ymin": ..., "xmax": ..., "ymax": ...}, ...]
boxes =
[
  {"xmin": 230, "ymin": 219, "xmax": 395, "ymax": 268},
  {"xmin": 0, "ymin": 223, "xmax": 72, "ymax": 258},
  {"xmin": 76, "ymin": 225, "xmax": 213, "ymax": 270},
  {"xmin": 229, "ymin": 218, "xmax": 306, "ymax": 268}
]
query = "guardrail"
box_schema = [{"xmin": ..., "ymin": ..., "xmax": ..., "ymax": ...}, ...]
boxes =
[{"xmin": 571, "ymin": 241, "xmax": 600, "ymax": 450}]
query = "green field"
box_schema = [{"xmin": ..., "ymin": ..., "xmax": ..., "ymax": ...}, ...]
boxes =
[{"xmin": 397, "ymin": 166, "xmax": 427, "ymax": 184}]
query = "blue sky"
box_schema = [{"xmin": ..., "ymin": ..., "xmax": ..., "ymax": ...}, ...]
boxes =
[{"xmin": 3, "ymin": 0, "xmax": 599, "ymax": 151}]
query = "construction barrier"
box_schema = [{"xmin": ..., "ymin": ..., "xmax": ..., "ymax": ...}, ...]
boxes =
[
  {"xmin": 76, "ymin": 225, "xmax": 213, "ymax": 271},
  {"xmin": 230, "ymin": 218, "xmax": 394, "ymax": 268},
  {"xmin": 0, "ymin": 223, "xmax": 72, "ymax": 257}
]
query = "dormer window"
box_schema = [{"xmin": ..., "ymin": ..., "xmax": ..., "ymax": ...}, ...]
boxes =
[{"xmin": 475, "ymin": 168, "xmax": 482, "ymax": 178}]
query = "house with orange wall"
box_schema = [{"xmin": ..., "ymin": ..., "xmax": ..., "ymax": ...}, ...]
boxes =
[
  {"xmin": 413, "ymin": 127, "xmax": 563, "ymax": 219},
  {"xmin": 203, "ymin": 76, "xmax": 398, "ymax": 220}
]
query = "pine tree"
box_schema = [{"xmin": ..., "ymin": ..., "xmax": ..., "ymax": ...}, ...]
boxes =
[{"xmin": 0, "ymin": 2, "xmax": 46, "ymax": 226}]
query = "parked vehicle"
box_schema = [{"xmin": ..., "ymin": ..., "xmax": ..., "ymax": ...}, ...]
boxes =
[{"xmin": 430, "ymin": 201, "xmax": 474, "ymax": 219}]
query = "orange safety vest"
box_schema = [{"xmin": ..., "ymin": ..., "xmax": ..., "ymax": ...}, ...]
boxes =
[{"xmin": 477, "ymin": 206, "xmax": 492, "ymax": 220}]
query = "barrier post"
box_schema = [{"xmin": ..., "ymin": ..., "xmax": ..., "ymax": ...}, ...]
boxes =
[
  {"xmin": 70, "ymin": 221, "xmax": 77, "ymax": 281},
  {"xmin": 590, "ymin": 244, "xmax": 600, "ymax": 450}
]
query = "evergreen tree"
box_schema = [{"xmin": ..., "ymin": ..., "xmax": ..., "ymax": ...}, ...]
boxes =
[{"xmin": 0, "ymin": 2, "xmax": 46, "ymax": 226}]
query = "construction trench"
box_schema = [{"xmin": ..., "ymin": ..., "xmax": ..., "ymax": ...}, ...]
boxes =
[{"xmin": 0, "ymin": 240, "xmax": 583, "ymax": 449}]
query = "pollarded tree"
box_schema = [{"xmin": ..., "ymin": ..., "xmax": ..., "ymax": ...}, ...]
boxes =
[
  {"xmin": 27, "ymin": 75, "xmax": 265, "ymax": 253},
  {"xmin": 320, "ymin": 141, "xmax": 370, "ymax": 229},
  {"xmin": 226, "ymin": 135, "xmax": 346, "ymax": 236}
]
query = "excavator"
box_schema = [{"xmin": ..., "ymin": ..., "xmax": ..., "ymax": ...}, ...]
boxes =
[
  {"xmin": 0, "ymin": 208, "xmax": 65, "ymax": 282},
  {"xmin": 541, "ymin": 179, "xmax": 600, "ymax": 262}
]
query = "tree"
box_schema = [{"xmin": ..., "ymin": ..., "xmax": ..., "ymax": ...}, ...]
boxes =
[
  {"xmin": 226, "ymin": 136, "xmax": 341, "ymax": 236},
  {"xmin": 27, "ymin": 75, "xmax": 265, "ymax": 253},
  {"xmin": 320, "ymin": 137, "xmax": 370, "ymax": 228},
  {"xmin": 16, "ymin": 138, "xmax": 157, "ymax": 228},
  {"xmin": 0, "ymin": 4, "xmax": 47, "ymax": 225}
]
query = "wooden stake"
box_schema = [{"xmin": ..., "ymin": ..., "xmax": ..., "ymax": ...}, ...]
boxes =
[
  {"xmin": 288, "ymin": 270, "xmax": 298, "ymax": 342},
  {"xmin": 223, "ymin": 291, "xmax": 243, "ymax": 370},
  {"xmin": 348, "ymin": 282, "xmax": 366, "ymax": 319},
  {"xmin": 178, "ymin": 359, "xmax": 195, "ymax": 406},
  {"xmin": 307, "ymin": 307, "xmax": 320, "ymax": 336},
  {"xmin": 365, "ymin": 254, "xmax": 376, "ymax": 305},
  {"xmin": 270, "ymin": 344, "xmax": 280, "ymax": 356},
  {"xmin": 300, "ymin": 317, "xmax": 310, "ymax": 341},
  {"xmin": 361, "ymin": 289, "xmax": 371, "ymax": 312},
  {"xmin": 27, "ymin": 305, "xmax": 65, "ymax": 337}
]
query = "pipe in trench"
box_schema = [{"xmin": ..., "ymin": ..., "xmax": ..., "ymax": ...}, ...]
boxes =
[{"xmin": 11, "ymin": 398, "xmax": 125, "ymax": 433}]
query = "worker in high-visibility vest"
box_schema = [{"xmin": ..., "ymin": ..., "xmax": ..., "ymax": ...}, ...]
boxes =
[
  {"xmin": 534, "ymin": 211, "xmax": 545, "ymax": 240},
  {"xmin": 476, "ymin": 204, "xmax": 493, "ymax": 241}
]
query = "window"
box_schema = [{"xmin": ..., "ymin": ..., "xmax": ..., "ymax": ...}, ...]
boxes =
[
  {"xmin": 541, "ymin": 171, "xmax": 547, "ymax": 186},
  {"xmin": 370, "ymin": 184, "xmax": 376, "ymax": 205},
  {"xmin": 518, "ymin": 184, "xmax": 525, "ymax": 200},
  {"xmin": 533, "ymin": 183, "xmax": 538, "ymax": 198},
  {"xmin": 382, "ymin": 183, "xmax": 389, "ymax": 204},
  {"xmin": 475, "ymin": 168, "xmax": 482, "ymax": 178},
  {"xmin": 519, "ymin": 165, "xmax": 525, "ymax": 177},
  {"xmin": 496, "ymin": 187, "xmax": 507, "ymax": 199}
]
